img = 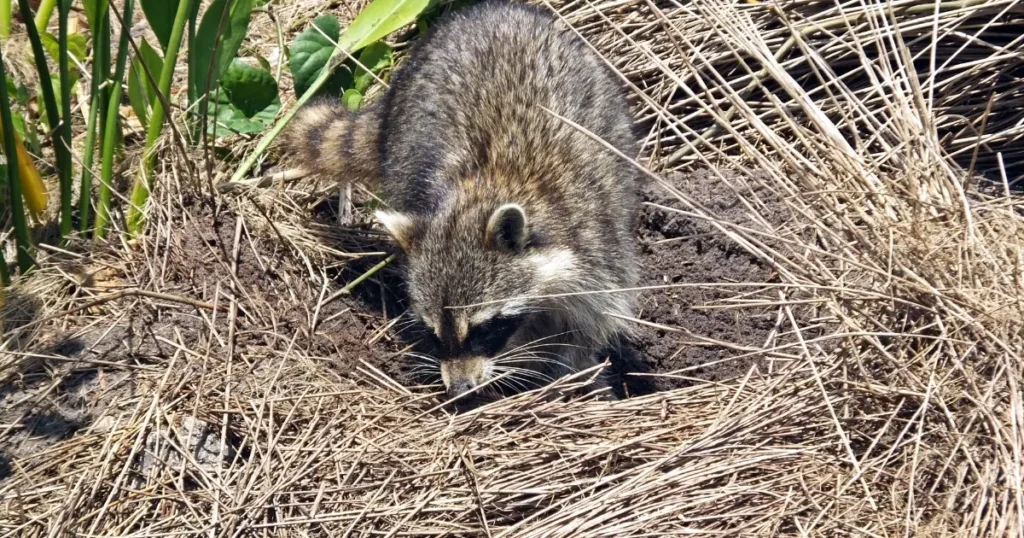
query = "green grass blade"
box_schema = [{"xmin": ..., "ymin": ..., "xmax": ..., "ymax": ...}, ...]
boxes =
[
  {"xmin": 0, "ymin": 157, "xmax": 9, "ymax": 286},
  {"xmin": 126, "ymin": 0, "xmax": 194, "ymax": 236},
  {"xmin": 79, "ymin": 0, "xmax": 111, "ymax": 231},
  {"xmin": 56, "ymin": 0, "xmax": 72, "ymax": 237},
  {"xmin": 94, "ymin": 0, "xmax": 134, "ymax": 239},
  {"xmin": 17, "ymin": 0, "xmax": 72, "ymax": 233},
  {"xmin": 17, "ymin": 0, "xmax": 60, "ymax": 147},
  {"xmin": 0, "ymin": 48, "xmax": 35, "ymax": 274},
  {"xmin": 228, "ymin": 0, "xmax": 436, "ymax": 184}
]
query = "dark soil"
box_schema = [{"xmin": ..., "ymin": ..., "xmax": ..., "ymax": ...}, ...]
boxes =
[
  {"xmin": 628, "ymin": 169, "xmax": 794, "ymax": 393},
  {"xmin": 1, "ymin": 168, "xmax": 794, "ymax": 461}
]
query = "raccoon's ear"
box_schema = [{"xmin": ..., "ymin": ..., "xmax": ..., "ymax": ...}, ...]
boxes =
[
  {"xmin": 485, "ymin": 203, "xmax": 528, "ymax": 253},
  {"xmin": 375, "ymin": 210, "xmax": 420, "ymax": 252}
]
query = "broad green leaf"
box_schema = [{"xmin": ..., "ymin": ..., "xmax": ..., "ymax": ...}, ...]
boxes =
[
  {"xmin": 353, "ymin": 41, "xmax": 391, "ymax": 94},
  {"xmin": 221, "ymin": 59, "xmax": 278, "ymax": 118},
  {"xmin": 342, "ymin": 89, "xmax": 362, "ymax": 111},
  {"xmin": 67, "ymin": 33, "xmax": 88, "ymax": 62},
  {"xmin": 191, "ymin": 0, "xmax": 254, "ymax": 103},
  {"xmin": 127, "ymin": 39, "xmax": 164, "ymax": 129},
  {"xmin": 208, "ymin": 90, "xmax": 280, "ymax": 136},
  {"xmin": 39, "ymin": 32, "xmax": 86, "ymax": 89},
  {"xmin": 138, "ymin": 40, "xmax": 164, "ymax": 104},
  {"xmin": 40, "ymin": 32, "xmax": 87, "ymax": 63},
  {"xmin": 288, "ymin": 14, "xmax": 344, "ymax": 97},
  {"xmin": 140, "ymin": 0, "xmax": 181, "ymax": 52},
  {"xmin": 41, "ymin": 32, "xmax": 58, "ymax": 59},
  {"xmin": 82, "ymin": 0, "xmax": 101, "ymax": 29}
]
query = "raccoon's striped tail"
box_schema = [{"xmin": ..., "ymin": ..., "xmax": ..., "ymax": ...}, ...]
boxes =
[{"xmin": 283, "ymin": 100, "xmax": 383, "ymax": 188}]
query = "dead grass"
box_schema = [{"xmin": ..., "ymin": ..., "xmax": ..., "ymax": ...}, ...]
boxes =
[{"xmin": 1, "ymin": 0, "xmax": 1022, "ymax": 536}]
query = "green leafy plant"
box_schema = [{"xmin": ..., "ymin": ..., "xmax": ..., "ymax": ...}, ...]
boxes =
[
  {"xmin": 288, "ymin": 14, "xmax": 348, "ymax": 97},
  {"xmin": 126, "ymin": 39, "xmax": 164, "ymax": 130},
  {"xmin": 126, "ymin": 0, "xmax": 194, "ymax": 235},
  {"xmin": 140, "ymin": 0, "xmax": 180, "ymax": 51},
  {"xmin": 342, "ymin": 88, "xmax": 362, "ymax": 111},
  {"xmin": 221, "ymin": 59, "xmax": 278, "ymax": 118},
  {"xmin": 209, "ymin": 90, "xmax": 281, "ymax": 136},
  {"xmin": 94, "ymin": 0, "xmax": 136, "ymax": 239},
  {"xmin": 353, "ymin": 41, "xmax": 392, "ymax": 93},
  {"xmin": 0, "ymin": 0, "xmax": 436, "ymax": 253},
  {"xmin": 79, "ymin": 0, "xmax": 110, "ymax": 231},
  {"xmin": 18, "ymin": 0, "xmax": 75, "ymax": 238},
  {"xmin": 41, "ymin": 31, "xmax": 86, "ymax": 69},
  {"xmin": 0, "ymin": 45, "xmax": 35, "ymax": 274},
  {"xmin": 230, "ymin": 0, "xmax": 437, "ymax": 184},
  {"xmin": 190, "ymin": 0, "xmax": 254, "ymax": 111},
  {"xmin": 6, "ymin": 75, "xmax": 38, "ymax": 155}
]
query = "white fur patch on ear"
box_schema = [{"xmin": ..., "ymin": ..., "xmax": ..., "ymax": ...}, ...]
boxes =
[
  {"xmin": 529, "ymin": 249, "xmax": 578, "ymax": 283},
  {"xmin": 485, "ymin": 203, "xmax": 528, "ymax": 252},
  {"xmin": 375, "ymin": 210, "xmax": 417, "ymax": 251}
]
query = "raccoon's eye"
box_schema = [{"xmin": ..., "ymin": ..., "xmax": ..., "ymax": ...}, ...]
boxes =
[
  {"xmin": 410, "ymin": 315, "xmax": 443, "ymax": 350},
  {"xmin": 464, "ymin": 315, "xmax": 525, "ymax": 356}
]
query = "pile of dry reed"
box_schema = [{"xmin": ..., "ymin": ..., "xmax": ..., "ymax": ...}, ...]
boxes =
[{"xmin": 1, "ymin": 0, "xmax": 1022, "ymax": 535}]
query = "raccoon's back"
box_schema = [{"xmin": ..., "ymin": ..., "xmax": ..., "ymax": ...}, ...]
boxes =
[{"xmin": 378, "ymin": 1, "xmax": 639, "ymax": 217}]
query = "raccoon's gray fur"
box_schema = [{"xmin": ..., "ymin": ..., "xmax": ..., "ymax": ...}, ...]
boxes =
[{"xmin": 286, "ymin": 1, "xmax": 639, "ymax": 399}]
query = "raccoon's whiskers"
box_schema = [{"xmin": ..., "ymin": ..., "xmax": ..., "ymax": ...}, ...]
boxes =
[
  {"xmin": 492, "ymin": 364, "xmax": 554, "ymax": 383},
  {"xmin": 489, "ymin": 367, "xmax": 545, "ymax": 392},
  {"xmin": 404, "ymin": 352, "xmax": 440, "ymax": 365},
  {"xmin": 491, "ymin": 332, "xmax": 578, "ymax": 360},
  {"xmin": 492, "ymin": 353, "xmax": 564, "ymax": 367},
  {"xmin": 493, "ymin": 374, "xmax": 529, "ymax": 394},
  {"xmin": 408, "ymin": 365, "xmax": 441, "ymax": 377},
  {"xmin": 493, "ymin": 353, "xmax": 565, "ymax": 374}
]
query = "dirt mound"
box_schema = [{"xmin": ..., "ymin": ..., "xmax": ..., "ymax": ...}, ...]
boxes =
[{"xmin": 629, "ymin": 170, "xmax": 793, "ymax": 392}]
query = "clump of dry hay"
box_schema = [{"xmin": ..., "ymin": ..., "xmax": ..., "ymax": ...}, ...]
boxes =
[{"xmin": 1, "ymin": 0, "xmax": 1023, "ymax": 536}]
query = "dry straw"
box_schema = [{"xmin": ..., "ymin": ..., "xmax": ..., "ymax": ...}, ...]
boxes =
[{"xmin": 2, "ymin": 0, "xmax": 1023, "ymax": 536}]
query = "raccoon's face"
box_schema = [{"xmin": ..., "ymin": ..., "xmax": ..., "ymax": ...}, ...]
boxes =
[{"xmin": 375, "ymin": 201, "xmax": 578, "ymax": 399}]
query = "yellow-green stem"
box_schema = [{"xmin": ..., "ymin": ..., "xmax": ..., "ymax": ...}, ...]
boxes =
[
  {"xmin": 33, "ymin": 0, "xmax": 55, "ymax": 34},
  {"xmin": 0, "ymin": 0, "xmax": 12, "ymax": 39},
  {"xmin": 126, "ymin": 0, "xmax": 194, "ymax": 236}
]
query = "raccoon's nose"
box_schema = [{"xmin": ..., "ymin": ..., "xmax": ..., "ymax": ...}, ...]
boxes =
[{"xmin": 447, "ymin": 379, "xmax": 474, "ymax": 399}]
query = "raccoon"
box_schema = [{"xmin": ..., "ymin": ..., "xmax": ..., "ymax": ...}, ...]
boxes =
[{"xmin": 287, "ymin": 1, "xmax": 640, "ymax": 399}]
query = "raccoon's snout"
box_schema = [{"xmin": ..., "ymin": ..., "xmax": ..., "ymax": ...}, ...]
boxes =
[
  {"xmin": 441, "ymin": 357, "xmax": 487, "ymax": 398},
  {"xmin": 447, "ymin": 379, "xmax": 474, "ymax": 398}
]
